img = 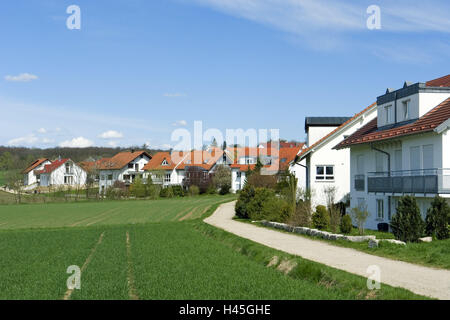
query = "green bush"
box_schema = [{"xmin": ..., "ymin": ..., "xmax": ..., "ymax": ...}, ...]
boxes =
[
  {"xmin": 261, "ymin": 197, "xmax": 291, "ymax": 223},
  {"xmin": 340, "ymin": 214, "xmax": 353, "ymax": 234},
  {"xmin": 171, "ymin": 185, "xmax": 185, "ymax": 197},
  {"xmin": 390, "ymin": 196, "xmax": 425, "ymax": 242},
  {"xmin": 146, "ymin": 184, "xmax": 161, "ymax": 200},
  {"xmin": 312, "ymin": 205, "xmax": 330, "ymax": 230},
  {"xmin": 425, "ymin": 196, "xmax": 450, "ymax": 240},
  {"xmin": 219, "ymin": 184, "xmax": 231, "ymax": 195},
  {"xmin": 188, "ymin": 185, "xmax": 200, "ymax": 196},
  {"xmin": 130, "ymin": 177, "xmax": 146, "ymax": 198},
  {"xmin": 159, "ymin": 186, "xmax": 174, "ymax": 198},
  {"xmin": 247, "ymin": 188, "xmax": 276, "ymax": 221},
  {"xmin": 235, "ymin": 184, "xmax": 255, "ymax": 219}
]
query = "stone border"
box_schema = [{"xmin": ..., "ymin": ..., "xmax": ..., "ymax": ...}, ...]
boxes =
[{"xmin": 260, "ymin": 221, "xmax": 406, "ymax": 246}]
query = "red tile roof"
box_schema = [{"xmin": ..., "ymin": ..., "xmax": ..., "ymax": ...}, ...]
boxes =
[
  {"xmin": 426, "ymin": 74, "xmax": 450, "ymax": 87},
  {"xmin": 335, "ymin": 97, "xmax": 450, "ymax": 149},
  {"xmin": 22, "ymin": 158, "xmax": 49, "ymax": 174},
  {"xmin": 36, "ymin": 158, "xmax": 69, "ymax": 174},
  {"xmin": 96, "ymin": 151, "xmax": 151, "ymax": 170},
  {"xmin": 299, "ymin": 102, "xmax": 377, "ymax": 158},
  {"xmin": 142, "ymin": 152, "xmax": 177, "ymax": 171}
]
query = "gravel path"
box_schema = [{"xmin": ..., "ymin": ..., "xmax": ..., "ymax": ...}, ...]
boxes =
[{"xmin": 204, "ymin": 201, "xmax": 450, "ymax": 300}]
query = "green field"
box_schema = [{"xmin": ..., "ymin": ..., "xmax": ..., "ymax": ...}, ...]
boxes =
[{"xmin": 0, "ymin": 196, "xmax": 426, "ymax": 300}]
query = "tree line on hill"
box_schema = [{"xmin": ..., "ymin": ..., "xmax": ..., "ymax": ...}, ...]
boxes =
[{"xmin": 0, "ymin": 146, "xmax": 163, "ymax": 171}]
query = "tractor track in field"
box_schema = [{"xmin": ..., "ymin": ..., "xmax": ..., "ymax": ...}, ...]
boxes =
[
  {"xmin": 126, "ymin": 231, "xmax": 139, "ymax": 300},
  {"xmin": 63, "ymin": 232, "xmax": 105, "ymax": 300},
  {"xmin": 69, "ymin": 208, "xmax": 120, "ymax": 227}
]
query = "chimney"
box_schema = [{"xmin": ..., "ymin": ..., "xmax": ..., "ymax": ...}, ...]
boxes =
[{"xmin": 131, "ymin": 149, "xmax": 135, "ymax": 153}]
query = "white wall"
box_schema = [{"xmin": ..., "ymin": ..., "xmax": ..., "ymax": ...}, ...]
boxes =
[
  {"xmin": 24, "ymin": 160, "xmax": 51, "ymax": 186},
  {"xmin": 39, "ymin": 161, "xmax": 87, "ymax": 187},
  {"xmin": 307, "ymin": 126, "xmax": 336, "ymax": 146}
]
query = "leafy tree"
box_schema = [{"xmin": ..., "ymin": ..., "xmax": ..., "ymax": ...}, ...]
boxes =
[
  {"xmin": 390, "ymin": 196, "xmax": 425, "ymax": 242},
  {"xmin": 0, "ymin": 152, "xmax": 14, "ymax": 170},
  {"xmin": 425, "ymin": 196, "xmax": 450, "ymax": 240},
  {"xmin": 212, "ymin": 165, "xmax": 231, "ymax": 194},
  {"xmin": 235, "ymin": 184, "xmax": 255, "ymax": 219},
  {"xmin": 324, "ymin": 186, "xmax": 340, "ymax": 233},
  {"xmin": 130, "ymin": 177, "xmax": 146, "ymax": 198}
]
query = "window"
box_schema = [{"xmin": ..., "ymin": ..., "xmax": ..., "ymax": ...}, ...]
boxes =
[
  {"xmin": 135, "ymin": 163, "xmax": 139, "ymax": 171},
  {"xmin": 101, "ymin": 175, "xmax": 106, "ymax": 181},
  {"xmin": 422, "ymin": 145, "xmax": 434, "ymax": 170},
  {"xmin": 65, "ymin": 163, "xmax": 72, "ymax": 174},
  {"xmin": 236, "ymin": 183, "xmax": 241, "ymax": 190},
  {"xmin": 384, "ymin": 105, "xmax": 392, "ymax": 124},
  {"xmin": 164, "ymin": 174, "xmax": 171, "ymax": 183},
  {"xmin": 64, "ymin": 176, "xmax": 73, "ymax": 185},
  {"xmin": 394, "ymin": 150, "xmax": 402, "ymax": 171},
  {"xmin": 376, "ymin": 199, "xmax": 384, "ymax": 220},
  {"xmin": 123, "ymin": 174, "xmax": 130, "ymax": 182},
  {"xmin": 161, "ymin": 159, "xmax": 169, "ymax": 166},
  {"xmin": 316, "ymin": 165, "xmax": 334, "ymax": 181},
  {"xmin": 128, "ymin": 163, "xmax": 134, "ymax": 169},
  {"xmin": 108, "ymin": 174, "xmax": 113, "ymax": 181},
  {"xmin": 236, "ymin": 172, "xmax": 242, "ymax": 178},
  {"xmin": 402, "ymin": 100, "xmax": 410, "ymax": 120},
  {"xmin": 410, "ymin": 146, "xmax": 421, "ymax": 171}
]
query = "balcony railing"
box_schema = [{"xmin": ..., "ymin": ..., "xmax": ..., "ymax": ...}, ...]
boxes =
[{"xmin": 367, "ymin": 169, "xmax": 450, "ymax": 194}]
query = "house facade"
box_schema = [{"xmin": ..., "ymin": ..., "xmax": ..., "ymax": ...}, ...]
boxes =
[
  {"xmin": 143, "ymin": 148, "xmax": 230, "ymax": 188},
  {"xmin": 22, "ymin": 158, "xmax": 51, "ymax": 187},
  {"xmin": 297, "ymin": 104, "xmax": 378, "ymax": 208},
  {"xmin": 36, "ymin": 158, "xmax": 87, "ymax": 187},
  {"xmin": 335, "ymin": 75, "xmax": 450, "ymax": 230},
  {"xmin": 96, "ymin": 150, "xmax": 152, "ymax": 193}
]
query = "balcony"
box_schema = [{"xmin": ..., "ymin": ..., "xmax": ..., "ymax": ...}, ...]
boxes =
[{"xmin": 367, "ymin": 169, "xmax": 450, "ymax": 194}]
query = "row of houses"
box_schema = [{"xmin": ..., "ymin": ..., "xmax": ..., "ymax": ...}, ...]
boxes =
[{"xmin": 21, "ymin": 74, "xmax": 450, "ymax": 230}]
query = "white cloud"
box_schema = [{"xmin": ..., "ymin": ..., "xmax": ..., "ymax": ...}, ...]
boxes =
[
  {"xmin": 7, "ymin": 134, "xmax": 39, "ymax": 146},
  {"xmin": 192, "ymin": 0, "xmax": 450, "ymax": 35},
  {"xmin": 37, "ymin": 128, "xmax": 47, "ymax": 134},
  {"xmin": 172, "ymin": 120, "xmax": 188, "ymax": 127},
  {"xmin": 107, "ymin": 140, "xmax": 118, "ymax": 147},
  {"xmin": 42, "ymin": 138, "xmax": 55, "ymax": 144},
  {"xmin": 59, "ymin": 137, "xmax": 94, "ymax": 148},
  {"xmin": 98, "ymin": 130, "xmax": 124, "ymax": 139},
  {"xmin": 164, "ymin": 93, "xmax": 187, "ymax": 98},
  {"xmin": 5, "ymin": 73, "xmax": 39, "ymax": 82}
]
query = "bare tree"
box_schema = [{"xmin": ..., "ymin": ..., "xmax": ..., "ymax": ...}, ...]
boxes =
[
  {"xmin": 324, "ymin": 186, "xmax": 340, "ymax": 233},
  {"xmin": 350, "ymin": 200, "xmax": 370, "ymax": 235},
  {"xmin": 6, "ymin": 170, "xmax": 23, "ymax": 204}
]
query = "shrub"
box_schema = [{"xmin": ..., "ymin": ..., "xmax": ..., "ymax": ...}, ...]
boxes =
[
  {"xmin": 247, "ymin": 188, "xmax": 276, "ymax": 220},
  {"xmin": 159, "ymin": 186, "xmax": 174, "ymax": 198},
  {"xmin": 425, "ymin": 196, "xmax": 450, "ymax": 240},
  {"xmin": 312, "ymin": 205, "xmax": 329, "ymax": 230},
  {"xmin": 390, "ymin": 196, "xmax": 425, "ymax": 243},
  {"xmin": 206, "ymin": 184, "xmax": 217, "ymax": 195},
  {"xmin": 288, "ymin": 189, "xmax": 312, "ymax": 227},
  {"xmin": 340, "ymin": 214, "xmax": 353, "ymax": 234},
  {"xmin": 261, "ymin": 197, "xmax": 291, "ymax": 223},
  {"xmin": 129, "ymin": 177, "xmax": 146, "ymax": 198},
  {"xmin": 171, "ymin": 185, "xmax": 185, "ymax": 197},
  {"xmin": 146, "ymin": 184, "xmax": 161, "ymax": 200},
  {"xmin": 188, "ymin": 185, "xmax": 200, "ymax": 196},
  {"xmin": 235, "ymin": 184, "xmax": 255, "ymax": 219},
  {"xmin": 219, "ymin": 184, "xmax": 231, "ymax": 195}
]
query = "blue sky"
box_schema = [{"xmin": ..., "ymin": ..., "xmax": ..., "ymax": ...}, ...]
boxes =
[{"xmin": 0, "ymin": 0, "xmax": 449, "ymax": 149}]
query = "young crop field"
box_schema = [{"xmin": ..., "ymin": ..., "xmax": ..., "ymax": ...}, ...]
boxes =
[
  {"xmin": 0, "ymin": 196, "xmax": 426, "ymax": 300},
  {"xmin": 0, "ymin": 195, "xmax": 235, "ymax": 230}
]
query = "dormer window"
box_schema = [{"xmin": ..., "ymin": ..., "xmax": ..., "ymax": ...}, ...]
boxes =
[
  {"xmin": 161, "ymin": 159, "xmax": 169, "ymax": 166},
  {"xmin": 384, "ymin": 105, "xmax": 392, "ymax": 124},
  {"xmin": 402, "ymin": 100, "xmax": 410, "ymax": 121}
]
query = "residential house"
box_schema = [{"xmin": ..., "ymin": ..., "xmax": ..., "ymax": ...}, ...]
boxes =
[
  {"xmin": 22, "ymin": 158, "xmax": 51, "ymax": 187},
  {"xmin": 230, "ymin": 145, "xmax": 304, "ymax": 192},
  {"xmin": 35, "ymin": 158, "xmax": 87, "ymax": 187},
  {"xmin": 297, "ymin": 104, "xmax": 378, "ymax": 207},
  {"xmin": 143, "ymin": 148, "xmax": 230, "ymax": 188},
  {"xmin": 96, "ymin": 150, "xmax": 152, "ymax": 193},
  {"xmin": 335, "ymin": 74, "xmax": 450, "ymax": 230}
]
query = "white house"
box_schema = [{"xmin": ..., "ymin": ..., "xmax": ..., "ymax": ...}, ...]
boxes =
[
  {"xmin": 22, "ymin": 158, "xmax": 51, "ymax": 187},
  {"xmin": 297, "ymin": 104, "xmax": 378, "ymax": 208},
  {"xmin": 35, "ymin": 158, "xmax": 87, "ymax": 188},
  {"xmin": 335, "ymin": 74, "xmax": 450, "ymax": 230},
  {"xmin": 143, "ymin": 148, "xmax": 230, "ymax": 188},
  {"xmin": 230, "ymin": 145, "xmax": 304, "ymax": 192},
  {"xmin": 96, "ymin": 150, "xmax": 152, "ymax": 193}
]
